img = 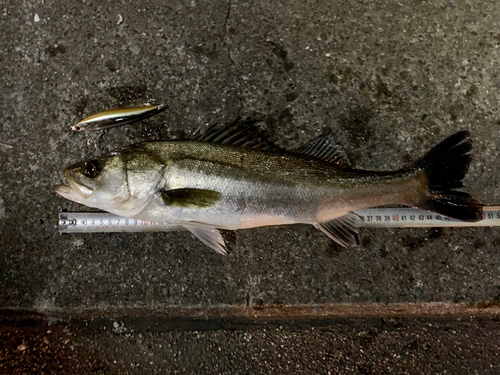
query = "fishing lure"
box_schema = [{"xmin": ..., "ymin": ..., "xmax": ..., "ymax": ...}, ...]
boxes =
[{"xmin": 71, "ymin": 104, "xmax": 168, "ymax": 132}]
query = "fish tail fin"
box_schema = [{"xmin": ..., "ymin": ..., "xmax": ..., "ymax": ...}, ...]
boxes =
[{"xmin": 412, "ymin": 131, "xmax": 482, "ymax": 222}]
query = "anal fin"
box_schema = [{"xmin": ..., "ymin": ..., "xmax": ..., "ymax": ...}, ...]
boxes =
[
  {"xmin": 184, "ymin": 224, "xmax": 230, "ymax": 255},
  {"xmin": 315, "ymin": 213, "xmax": 360, "ymax": 247}
]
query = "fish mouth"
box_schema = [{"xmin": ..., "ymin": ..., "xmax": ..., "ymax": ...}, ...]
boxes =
[
  {"xmin": 64, "ymin": 169, "xmax": 94, "ymax": 199},
  {"xmin": 54, "ymin": 184, "xmax": 89, "ymax": 205}
]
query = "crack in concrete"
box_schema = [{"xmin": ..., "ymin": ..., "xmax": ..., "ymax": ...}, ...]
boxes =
[
  {"xmin": 222, "ymin": 0, "xmax": 235, "ymax": 67},
  {"xmin": 7, "ymin": 302, "xmax": 500, "ymax": 321},
  {"xmin": 221, "ymin": 0, "xmax": 244, "ymax": 118}
]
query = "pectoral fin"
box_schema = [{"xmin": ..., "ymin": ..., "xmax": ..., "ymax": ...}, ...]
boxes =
[
  {"xmin": 160, "ymin": 188, "xmax": 221, "ymax": 209},
  {"xmin": 183, "ymin": 224, "xmax": 229, "ymax": 255},
  {"xmin": 315, "ymin": 213, "xmax": 361, "ymax": 247}
]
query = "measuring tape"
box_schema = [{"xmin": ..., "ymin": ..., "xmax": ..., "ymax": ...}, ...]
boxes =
[
  {"xmin": 58, "ymin": 212, "xmax": 184, "ymax": 233},
  {"xmin": 58, "ymin": 207, "xmax": 500, "ymax": 233}
]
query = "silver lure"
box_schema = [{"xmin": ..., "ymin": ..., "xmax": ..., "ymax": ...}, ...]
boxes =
[{"xmin": 71, "ymin": 104, "xmax": 168, "ymax": 131}]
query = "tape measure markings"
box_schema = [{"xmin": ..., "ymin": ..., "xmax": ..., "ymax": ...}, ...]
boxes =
[{"xmin": 58, "ymin": 207, "xmax": 500, "ymax": 233}]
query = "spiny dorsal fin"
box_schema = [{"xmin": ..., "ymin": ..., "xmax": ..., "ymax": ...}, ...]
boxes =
[
  {"xmin": 302, "ymin": 133, "xmax": 351, "ymax": 167},
  {"xmin": 315, "ymin": 213, "xmax": 360, "ymax": 247},
  {"xmin": 160, "ymin": 188, "xmax": 221, "ymax": 209},
  {"xmin": 192, "ymin": 119, "xmax": 282, "ymax": 152}
]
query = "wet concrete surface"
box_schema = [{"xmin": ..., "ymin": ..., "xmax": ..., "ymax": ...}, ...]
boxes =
[{"xmin": 2, "ymin": 0, "xmax": 500, "ymax": 372}]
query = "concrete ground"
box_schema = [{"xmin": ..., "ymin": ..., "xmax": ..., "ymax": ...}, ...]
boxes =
[
  {"xmin": 1, "ymin": 0, "xmax": 500, "ymax": 372},
  {"xmin": 2, "ymin": 311, "xmax": 500, "ymax": 374}
]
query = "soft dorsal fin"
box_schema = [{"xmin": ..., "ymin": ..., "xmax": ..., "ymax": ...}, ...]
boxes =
[
  {"xmin": 302, "ymin": 133, "xmax": 351, "ymax": 167},
  {"xmin": 315, "ymin": 213, "xmax": 360, "ymax": 247},
  {"xmin": 192, "ymin": 119, "xmax": 282, "ymax": 152}
]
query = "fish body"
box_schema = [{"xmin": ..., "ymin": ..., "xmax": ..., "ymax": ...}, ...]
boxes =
[
  {"xmin": 55, "ymin": 121, "xmax": 482, "ymax": 253},
  {"xmin": 125, "ymin": 141, "xmax": 426, "ymax": 228}
]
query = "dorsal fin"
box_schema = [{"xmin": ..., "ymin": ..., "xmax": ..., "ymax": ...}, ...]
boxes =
[
  {"xmin": 302, "ymin": 133, "xmax": 351, "ymax": 167},
  {"xmin": 192, "ymin": 119, "xmax": 282, "ymax": 152}
]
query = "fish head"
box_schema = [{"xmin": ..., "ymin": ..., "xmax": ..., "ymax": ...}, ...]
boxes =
[{"xmin": 55, "ymin": 145, "xmax": 166, "ymax": 216}]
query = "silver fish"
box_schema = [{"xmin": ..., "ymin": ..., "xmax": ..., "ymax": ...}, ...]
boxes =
[
  {"xmin": 71, "ymin": 104, "xmax": 168, "ymax": 131},
  {"xmin": 54, "ymin": 121, "xmax": 482, "ymax": 254}
]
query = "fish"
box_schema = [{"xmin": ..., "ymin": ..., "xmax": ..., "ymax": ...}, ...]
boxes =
[
  {"xmin": 71, "ymin": 104, "xmax": 168, "ymax": 131},
  {"xmin": 54, "ymin": 120, "xmax": 482, "ymax": 254}
]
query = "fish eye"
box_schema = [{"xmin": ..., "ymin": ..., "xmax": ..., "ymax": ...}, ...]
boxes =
[{"xmin": 84, "ymin": 160, "xmax": 100, "ymax": 178}]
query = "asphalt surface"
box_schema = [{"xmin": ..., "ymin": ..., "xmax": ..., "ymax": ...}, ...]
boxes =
[{"xmin": 1, "ymin": 0, "xmax": 500, "ymax": 372}]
